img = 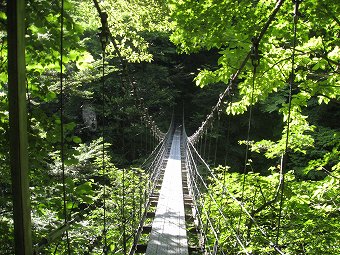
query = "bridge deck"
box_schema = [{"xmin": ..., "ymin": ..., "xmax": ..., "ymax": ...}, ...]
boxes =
[{"xmin": 146, "ymin": 130, "xmax": 188, "ymax": 255}]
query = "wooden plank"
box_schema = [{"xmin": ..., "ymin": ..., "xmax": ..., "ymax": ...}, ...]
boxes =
[
  {"xmin": 7, "ymin": 0, "xmax": 32, "ymax": 254},
  {"xmin": 146, "ymin": 131, "xmax": 188, "ymax": 255}
]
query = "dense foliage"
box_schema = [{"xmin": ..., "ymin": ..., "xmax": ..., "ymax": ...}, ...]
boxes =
[
  {"xmin": 1, "ymin": 0, "xmax": 339, "ymax": 254},
  {"xmin": 198, "ymin": 166, "xmax": 339, "ymax": 254},
  {"xmin": 1, "ymin": 0, "xmax": 174, "ymax": 253}
]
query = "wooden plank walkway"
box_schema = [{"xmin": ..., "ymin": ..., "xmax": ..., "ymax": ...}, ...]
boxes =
[{"xmin": 146, "ymin": 130, "xmax": 189, "ymax": 255}]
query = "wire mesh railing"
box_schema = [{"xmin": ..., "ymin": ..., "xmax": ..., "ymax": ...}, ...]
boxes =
[{"xmin": 129, "ymin": 117, "xmax": 175, "ymax": 254}]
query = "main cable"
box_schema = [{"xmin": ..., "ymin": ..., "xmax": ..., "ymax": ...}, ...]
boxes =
[
  {"xmin": 97, "ymin": 10, "xmax": 110, "ymax": 254},
  {"xmin": 275, "ymin": 0, "xmax": 301, "ymax": 245},
  {"xmin": 237, "ymin": 37, "xmax": 259, "ymax": 233},
  {"xmin": 92, "ymin": 0, "xmax": 164, "ymax": 141},
  {"xmin": 59, "ymin": 0, "xmax": 71, "ymax": 253},
  {"xmin": 189, "ymin": 0, "xmax": 286, "ymax": 144}
]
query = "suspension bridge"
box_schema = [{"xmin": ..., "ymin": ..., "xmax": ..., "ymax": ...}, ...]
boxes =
[{"xmin": 7, "ymin": 0, "xmax": 336, "ymax": 254}]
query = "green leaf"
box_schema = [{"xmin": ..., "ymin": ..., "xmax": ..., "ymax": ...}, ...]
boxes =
[
  {"xmin": 82, "ymin": 196, "xmax": 93, "ymax": 204},
  {"xmin": 64, "ymin": 158, "xmax": 79, "ymax": 166},
  {"xmin": 44, "ymin": 91, "xmax": 57, "ymax": 102},
  {"xmin": 75, "ymin": 182, "xmax": 92, "ymax": 195},
  {"xmin": 66, "ymin": 201, "xmax": 74, "ymax": 209},
  {"xmin": 72, "ymin": 136, "xmax": 82, "ymax": 144}
]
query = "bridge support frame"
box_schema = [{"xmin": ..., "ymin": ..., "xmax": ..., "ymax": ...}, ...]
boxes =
[{"xmin": 8, "ymin": 0, "xmax": 32, "ymax": 254}]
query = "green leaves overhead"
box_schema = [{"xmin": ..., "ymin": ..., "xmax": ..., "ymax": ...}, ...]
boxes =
[
  {"xmin": 170, "ymin": 0, "xmax": 340, "ymax": 157},
  {"xmin": 26, "ymin": 0, "xmax": 87, "ymax": 73},
  {"xmin": 74, "ymin": 0, "xmax": 171, "ymax": 63},
  {"xmin": 170, "ymin": 0, "xmax": 257, "ymax": 52}
]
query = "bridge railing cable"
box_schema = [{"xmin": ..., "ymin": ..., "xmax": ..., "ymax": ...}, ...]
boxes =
[
  {"xmin": 189, "ymin": 0, "xmax": 285, "ymax": 145},
  {"xmin": 185, "ymin": 2, "xmax": 290, "ymax": 252},
  {"xmin": 183, "ymin": 135, "xmax": 250, "ymax": 254},
  {"xmin": 186, "ymin": 140, "xmax": 285, "ymax": 254},
  {"xmin": 182, "ymin": 112, "xmax": 285, "ymax": 254},
  {"xmin": 129, "ymin": 118, "xmax": 175, "ymax": 254}
]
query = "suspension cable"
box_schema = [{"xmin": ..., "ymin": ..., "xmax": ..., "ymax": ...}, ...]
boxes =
[
  {"xmin": 276, "ymin": 0, "xmax": 301, "ymax": 245},
  {"xmin": 59, "ymin": 0, "xmax": 71, "ymax": 253},
  {"xmin": 237, "ymin": 36, "xmax": 260, "ymax": 233},
  {"xmin": 187, "ymin": 142, "xmax": 285, "ymax": 254},
  {"xmin": 92, "ymin": 0, "xmax": 164, "ymax": 141},
  {"xmin": 224, "ymin": 93, "xmax": 233, "ymax": 166},
  {"xmin": 129, "ymin": 129, "xmax": 173, "ymax": 254},
  {"xmin": 185, "ymin": 143, "xmax": 250, "ymax": 254},
  {"xmin": 213, "ymin": 112, "xmax": 220, "ymax": 166},
  {"xmin": 98, "ymin": 10, "xmax": 109, "ymax": 254},
  {"xmin": 189, "ymin": 0, "xmax": 285, "ymax": 144},
  {"xmin": 122, "ymin": 167, "xmax": 127, "ymax": 255}
]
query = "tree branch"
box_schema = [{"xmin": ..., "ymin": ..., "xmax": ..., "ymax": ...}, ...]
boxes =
[{"xmin": 320, "ymin": 1, "xmax": 340, "ymax": 27}]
